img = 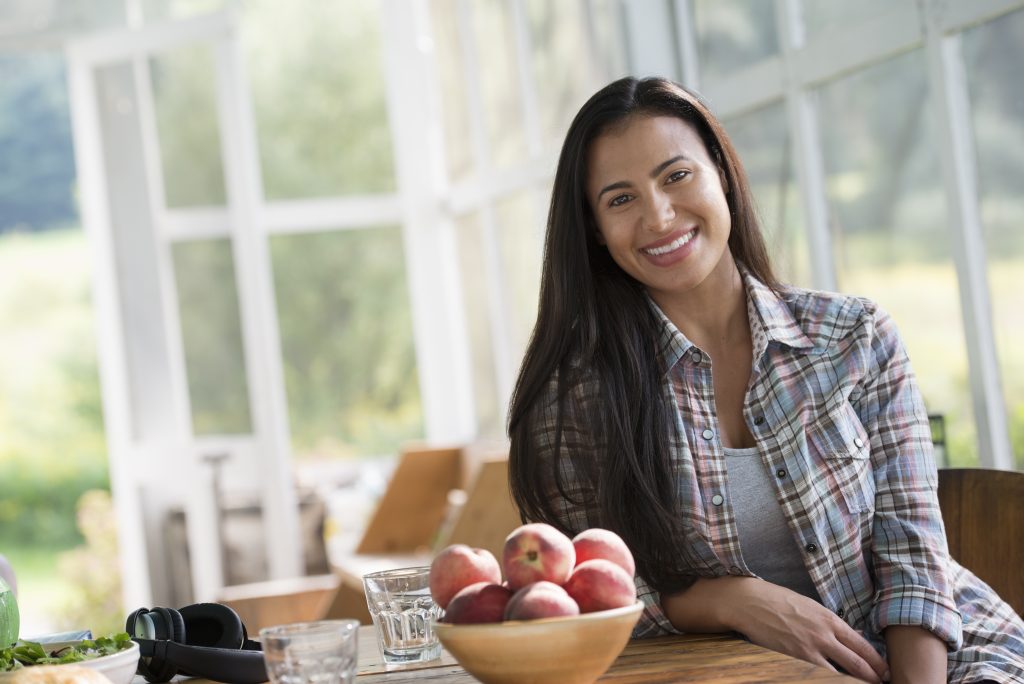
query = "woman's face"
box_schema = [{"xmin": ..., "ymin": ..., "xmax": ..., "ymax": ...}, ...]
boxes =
[{"xmin": 586, "ymin": 115, "xmax": 734, "ymax": 301}]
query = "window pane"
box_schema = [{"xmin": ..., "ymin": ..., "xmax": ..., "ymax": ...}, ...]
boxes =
[
  {"xmin": 243, "ymin": 0, "xmax": 395, "ymax": 199},
  {"xmin": 474, "ymin": 0, "xmax": 528, "ymax": 168},
  {"xmin": 800, "ymin": 0, "xmax": 913, "ymax": 37},
  {"xmin": 495, "ymin": 190, "xmax": 544, "ymax": 365},
  {"xmin": 150, "ymin": 46, "xmax": 227, "ymax": 208},
  {"xmin": 693, "ymin": 0, "xmax": 779, "ymax": 80},
  {"xmin": 723, "ymin": 102, "xmax": 811, "ymax": 287},
  {"xmin": 817, "ymin": 50, "xmax": 978, "ymax": 466},
  {"xmin": 963, "ymin": 8, "xmax": 1024, "ymax": 469},
  {"xmin": 430, "ymin": 0, "xmax": 474, "ymax": 182},
  {"xmin": 455, "ymin": 213, "xmax": 501, "ymax": 438},
  {"xmin": 172, "ymin": 238, "xmax": 252, "ymax": 434},
  {"xmin": 587, "ymin": 0, "xmax": 630, "ymax": 84},
  {"xmin": 527, "ymin": 0, "xmax": 599, "ymax": 147},
  {"xmin": 270, "ymin": 228, "xmax": 422, "ymax": 459}
]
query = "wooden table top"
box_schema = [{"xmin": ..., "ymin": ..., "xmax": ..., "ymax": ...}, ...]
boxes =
[{"xmin": 353, "ymin": 626, "xmax": 856, "ymax": 683}]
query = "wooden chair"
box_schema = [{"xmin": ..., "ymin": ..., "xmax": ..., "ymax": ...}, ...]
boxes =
[
  {"xmin": 937, "ymin": 467, "xmax": 1024, "ymax": 617},
  {"xmin": 219, "ymin": 445, "xmax": 461, "ymax": 629}
]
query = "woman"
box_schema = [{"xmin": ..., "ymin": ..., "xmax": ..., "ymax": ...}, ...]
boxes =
[{"xmin": 507, "ymin": 76, "xmax": 1024, "ymax": 683}]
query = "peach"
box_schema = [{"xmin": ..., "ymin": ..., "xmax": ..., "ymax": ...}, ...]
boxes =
[
  {"xmin": 502, "ymin": 523, "xmax": 575, "ymax": 590},
  {"xmin": 504, "ymin": 581, "xmax": 580, "ymax": 621},
  {"xmin": 430, "ymin": 544, "xmax": 502, "ymax": 610},
  {"xmin": 572, "ymin": 528, "xmax": 636, "ymax": 577},
  {"xmin": 444, "ymin": 582, "xmax": 513, "ymax": 624},
  {"xmin": 562, "ymin": 559, "xmax": 637, "ymax": 613}
]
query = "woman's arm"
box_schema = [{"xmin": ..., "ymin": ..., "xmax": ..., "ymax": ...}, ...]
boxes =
[
  {"xmin": 663, "ymin": 576, "xmax": 889, "ymax": 683},
  {"xmin": 884, "ymin": 626, "xmax": 946, "ymax": 684}
]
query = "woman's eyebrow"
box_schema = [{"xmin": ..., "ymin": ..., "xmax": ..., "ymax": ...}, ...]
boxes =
[
  {"xmin": 596, "ymin": 154, "xmax": 693, "ymax": 201},
  {"xmin": 650, "ymin": 154, "xmax": 690, "ymax": 178}
]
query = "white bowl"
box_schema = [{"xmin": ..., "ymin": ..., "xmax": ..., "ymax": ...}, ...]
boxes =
[{"xmin": 0, "ymin": 640, "xmax": 140, "ymax": 684}]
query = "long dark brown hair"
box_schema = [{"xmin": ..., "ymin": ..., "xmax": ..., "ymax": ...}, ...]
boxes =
[{"xmin": 507, "ymin": 76, "xmax": 779, "ymax": 595}]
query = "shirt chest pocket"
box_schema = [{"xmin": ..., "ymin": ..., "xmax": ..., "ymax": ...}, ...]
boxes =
[{"xmin": 807, "ymin": 403, "xmax": 876, "ymax": 514}]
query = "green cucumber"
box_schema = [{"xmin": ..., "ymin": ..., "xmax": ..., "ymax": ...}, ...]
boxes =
[{"xmin": 0, "ymin": 577, "xmax": 18, "ymax": 648}]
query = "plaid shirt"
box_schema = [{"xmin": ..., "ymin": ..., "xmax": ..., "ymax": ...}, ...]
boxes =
[{"xmin": 528, "ymin": 267, "xmax": 1024, "ymax": 682}]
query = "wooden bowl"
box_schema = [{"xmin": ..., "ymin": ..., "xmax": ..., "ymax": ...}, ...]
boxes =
[{"xmin": 434, "ymin": 601, "xmax": 643, "ymax": 684}]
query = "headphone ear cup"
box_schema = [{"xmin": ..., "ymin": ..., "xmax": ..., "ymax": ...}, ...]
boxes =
[
  {"xmin": 146, "ymin": 607, "xmax": 186, "ymax": 683},
  {"xmin": 178, "ymin": 603, "xmax": 245, "ymax": 650}
]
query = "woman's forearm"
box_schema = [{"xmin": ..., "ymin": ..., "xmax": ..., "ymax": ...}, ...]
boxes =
[
  {"xmin": 661, "ymin": 576, "xmax": 749, "ymax": 632},
  {"xmin": 884, "ymin": 625, "xmax": 946, "ymax": 684}
]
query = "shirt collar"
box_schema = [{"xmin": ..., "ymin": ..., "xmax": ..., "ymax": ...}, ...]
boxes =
[{"xmin": 648, "ymin": 263, "xmax": 817, "ymax": 374}]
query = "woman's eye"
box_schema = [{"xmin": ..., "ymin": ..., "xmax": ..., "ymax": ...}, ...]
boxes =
[
  {"xmin": 667, "ymin": 170, "xmax": 690, "ymax": 183},
  {"xmin": 609, "ymin": 194, "xmax": 632, "ymax": 207}
]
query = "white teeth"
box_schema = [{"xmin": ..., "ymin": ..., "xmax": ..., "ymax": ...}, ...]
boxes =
[{"xmin": 643, "ymin": 231, "xmax": 695, "ymax": 256}]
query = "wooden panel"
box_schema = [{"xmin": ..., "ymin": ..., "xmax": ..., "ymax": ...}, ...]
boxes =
[
  {"xmin": 440, "ymin": 458, "xmax": 521, "ymax": 562},
  {"xmin": 217, "ymin": 574, "xmax": 339, "ymax": 632},
  {"xmin": 938, "ymin": 467, "xmax": 1024, "ymax": 617},
  {"xmin": 356, "ymin": 445, "xmax": 462, "ymax": 554}
]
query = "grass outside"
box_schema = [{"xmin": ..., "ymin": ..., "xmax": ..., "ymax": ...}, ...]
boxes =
[{"xmin": 1, "ymin": 544, "xmax": 75, "ymax": 638}]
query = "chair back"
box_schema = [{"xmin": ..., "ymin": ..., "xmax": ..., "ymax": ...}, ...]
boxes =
[
  {"xmin": 937, "ymin": 467, "xmax": 1024, "ymax": 617},
  {"xmin": 355, "ymin": 445, "xmax": 461, "ymax": 554},
  {"xmin": 438, "ymin": 457, "xmax": 522, "ymax": 563}
]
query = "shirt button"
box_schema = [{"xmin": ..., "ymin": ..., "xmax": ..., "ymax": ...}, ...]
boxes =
[
  {"xmin": 753, "ymin": 415, "xmax": 765, "ymax": 426},
  {"xmin": 690, "ymin": 350, "xmax": 703, "ymax": 364},
  {"xmin": 836, "ymin": 607, "xmax": 846, "ymax": 618},
  {"xmin": 701, "ymin": 428, "xmax": 715, "ymax": 440},
  {"xmin": 776, "ymin": 468, "xmax": 787, "ymax": 479},
  {"xmin": 711, "ymin": 494, "xmax": 724, "ymax": 506},
  {"xmin": 854, "ymin": 437, "xmax": 865, "ymax": 448},
  {"xmin": 805, "ymin": 542, "xmax": 818, "ymax": 553}
]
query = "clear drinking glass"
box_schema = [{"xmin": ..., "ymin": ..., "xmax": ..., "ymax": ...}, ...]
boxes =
[
  {"xmin": 260, "ymin": 619, "xmax": 359, "ymax": 684},
  {"xmin": 362, "ymin": 566, "xmax": 443, "ymax": 665}
]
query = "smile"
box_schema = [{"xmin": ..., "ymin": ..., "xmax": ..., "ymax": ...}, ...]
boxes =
[{"xmin": 641, "ymin": 229, "xmax": 696, "ymax": 256}]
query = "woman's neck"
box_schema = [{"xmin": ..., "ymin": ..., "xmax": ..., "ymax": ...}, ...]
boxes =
[{"xmin": 650, "ymin": 256, "xmax": 748, "ymax": 351}]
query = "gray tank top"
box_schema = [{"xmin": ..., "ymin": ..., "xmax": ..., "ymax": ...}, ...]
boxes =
[{"xmin": 723, "ymin": 446, "xmax": 820, "ymax": 601}]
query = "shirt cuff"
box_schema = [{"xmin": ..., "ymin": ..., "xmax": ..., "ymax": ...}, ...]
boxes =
[
  {"xmin": 868, "ymin": 584, "xmax": 963, "ymax": 650},
  {"xmin": 633, "ymin": 574, "xmax": 685, "ymax": 638}
]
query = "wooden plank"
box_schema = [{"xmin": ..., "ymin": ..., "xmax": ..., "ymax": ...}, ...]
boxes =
[
  {"xmin": 439, "ymin": 458, "xmax": 521, "ymax": 562},
  {"xmin": 356, "ymin": 446, "xmax": 462, "ymax": 554},
  {"xmin": 938, "ymin": 468, "xmax": 1024, "ymax": 616},
  {"xmin": 217, "ymin": 575, "xmax": 338, "ymax": 633}
]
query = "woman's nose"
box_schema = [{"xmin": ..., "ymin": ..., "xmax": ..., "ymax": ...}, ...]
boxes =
[{"xmin": 642, "ymin": 191, "xmax": 675, "ymax": 231}]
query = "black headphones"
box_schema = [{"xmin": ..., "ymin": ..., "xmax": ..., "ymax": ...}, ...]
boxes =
[{"xmin": 126, "ymin": 603, "xmax": 268, "ymax": 684}]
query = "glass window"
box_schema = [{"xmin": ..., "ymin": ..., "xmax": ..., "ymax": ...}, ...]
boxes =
[
  {"xmin": 495, "ymin": 190, "xmax": 544, "ymax": 366},
  {"xmin": 150, "ymin": 45, "xmax": 227, "ymax": 208},
  {"xmin": 817, "ymin": 50, "xmax": 978, "ymax": 466},
  {"xmin": 455, "ymin": 212, "xmax": 502, "ymax": 439},
  {"xmin": 473, "ymin": 0, "xmax": 528, "ymax": 168},
  {"xmin": 723, "ymin": 102, "xmax": 811, "ymax": 287},
  {"xmin": 242, "ymin": 0, "xmax": 395, "ymax": 199},
  {"xmin": 172, "ymin": 238, "xmax": 252, "ymax": 434},
  {"xmin": 692, "ymin": 0, "xmax": 779, "ymax": 81},
  {"xmin": 800, "ymin": 0, "xmax": 913, "ymax": 37},
  {"xmin": 270, "ymin": 228, "xmax": 422, "ymax": 459},
  {"xmin": 963, "ymin": 8, "xmax": 1024, "ymax": 469},
  {"xmin": 527, "ymin": 0, "xmax": 598, "ymax": 147},
  {"xmin": 430, "ymin": 0, "xmax": 474, "ymax": 183},
  {"xmin": 587, "ymin": 0, "xmax": 630, "ymax": 84}
]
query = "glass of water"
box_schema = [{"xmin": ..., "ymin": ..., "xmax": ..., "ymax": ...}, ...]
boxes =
[
  {"xmin": 362, "ymin": 565, "xmax": 443, "ymax": 665},
  {"xmin": 260, "ymin": 619, "xmax": 359, "ymax": 684}
]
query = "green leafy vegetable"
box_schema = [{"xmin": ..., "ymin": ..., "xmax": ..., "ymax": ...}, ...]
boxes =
[{"xmin": 0, "ymin": 632, "xmax": 132, "ymax": 672}]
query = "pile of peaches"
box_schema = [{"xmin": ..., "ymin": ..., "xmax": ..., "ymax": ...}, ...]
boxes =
[{"xmin": 429, "ymin": 523, "xmax": 637, "ymax": 623}]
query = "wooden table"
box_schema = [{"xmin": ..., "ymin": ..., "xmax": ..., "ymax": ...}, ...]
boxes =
[{"xmin": 353, "ymin": 626, "xmax": 856, "ymax": 683}]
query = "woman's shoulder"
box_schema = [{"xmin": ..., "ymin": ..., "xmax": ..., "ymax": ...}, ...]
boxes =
[{"xmin": 777, "ymin": 283, "xmax": 890, "ymax": 344}]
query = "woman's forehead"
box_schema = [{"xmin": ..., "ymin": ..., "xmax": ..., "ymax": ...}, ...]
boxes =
[{"xmin": 587, "ymin": 115, "xmax": 711, "ymax": 179}]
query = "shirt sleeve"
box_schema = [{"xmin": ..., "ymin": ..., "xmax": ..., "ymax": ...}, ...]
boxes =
[{"xmin": 855, "ymin": 305, "xmax": 963, "ymax": 650}]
